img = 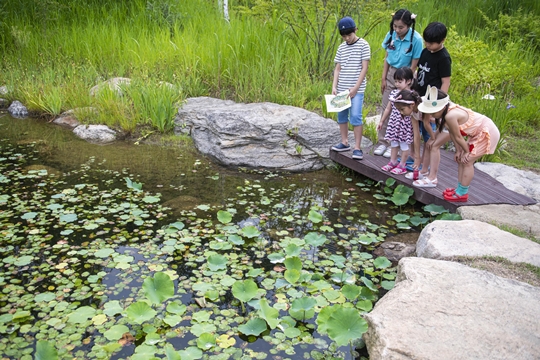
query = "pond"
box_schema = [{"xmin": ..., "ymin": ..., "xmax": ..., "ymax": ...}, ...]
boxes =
[{"xmin": 0, "ymin": 112, "xmax": 445, "ymax": 360}]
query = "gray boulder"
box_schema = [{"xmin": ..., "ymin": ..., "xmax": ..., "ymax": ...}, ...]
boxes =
[
  {"xmin": 73, "ymin": 124, "xmax": 116, "ymax": 144},
  {"xmin": 458, "ymin": 204, "xmax": 540, "ymax": 241},
  {"xmin": 7, "ymin": 100, "xmax": 28, "ymax": 118},
  {"xmin": 364, "ymin": 257, "xmax": 540, "ymax": 360},
  {"xmin": 174, "ymin": 97, "xmax": 371, "ymax": 171},
  {"xmin": 416, "ymin": 220, "xmax": 540, "ymax": 267},
  {"xmin": 475, "ymin": 162, "xmax": 540, "ymax": 201}
]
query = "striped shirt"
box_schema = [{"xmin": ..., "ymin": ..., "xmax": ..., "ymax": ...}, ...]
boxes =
[{"xmin": 334, "ymin": 38, "xmax": 371, "ymax": 93}]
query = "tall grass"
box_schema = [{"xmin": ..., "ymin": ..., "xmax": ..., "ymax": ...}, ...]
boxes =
[{"xmin": 0, "ymin": 0, "xmax": 538, "ymax": 143}]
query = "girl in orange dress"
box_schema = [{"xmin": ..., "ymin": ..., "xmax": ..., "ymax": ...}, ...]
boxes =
[{"xmin": 416, "ymin": 86, "xmax": 500, "ymax": 202}]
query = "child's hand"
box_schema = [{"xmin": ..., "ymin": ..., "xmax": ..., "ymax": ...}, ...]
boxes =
[
  {"xmin": 413, "ymin": 157, "xmax": 421, "ymax": 170},
  {"xmin": 377, "ymin": 122, "xmax": 382, "ymax": 131},
  {"xmin": 348, "ymin": 88, "xmax": 357, "ymax": 99},
  {"xmin": 425, "ymin": 138, "xmax": 435, "ymax": 150},
  {"xmin": 381, "ymin": 80, "xmax": 386, "ymax": 94},
  {"xmin": 332, "ymin": 87, "xmax": 337, "ymax": 95}
]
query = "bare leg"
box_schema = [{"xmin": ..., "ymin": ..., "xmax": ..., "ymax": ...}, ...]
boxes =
[
  {"xmin": 390, "ymin": 146, "xmax": 399, "ymax": 164},
  {"xmin": 353, "ymin": 125, "xmax": 363, "ymax": 150},
  {"xmin": 426, "ymin": 132, "xmax": 450, "ymax": 181},
  {"xmin": 459, "ymin": 154, "xmax": 483, "ymax": 187},
  {"xmin": 339, "ymin": 123, "xmax": 349, "ymax": 145},
  {"xmin": 399, "ymin": 149, "xmax": 410, "ymax": 167}
]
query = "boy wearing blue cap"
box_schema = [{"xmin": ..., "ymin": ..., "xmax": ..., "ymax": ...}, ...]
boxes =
[{"xmin": 331, "ymin": 16, "xmax": 371, "ymax": 160}]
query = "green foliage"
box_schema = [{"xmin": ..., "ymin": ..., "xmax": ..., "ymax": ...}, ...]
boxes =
[
  {"xmin": 142, "ymin": 272, "xmax": 175, "ymax": 304},
  {"xmin": 480, "ymin": 8, "xmax": 540, "ymax": 53},
  {"xmin": 35, "ymin": 340, "xmax": 58, "ymax": 360}
]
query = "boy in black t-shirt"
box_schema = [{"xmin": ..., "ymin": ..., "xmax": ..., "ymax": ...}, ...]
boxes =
[
  {"xmin": 410, "ymin": 22, "xmax": 452, "ymax": 183},
  {"xmin": 417, "ymin": 22, "xmax": 451, "ymax": 98}
]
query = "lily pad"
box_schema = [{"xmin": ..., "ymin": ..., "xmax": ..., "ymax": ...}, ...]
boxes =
[
  {"xmin": 143, "ymin": 272, "xmax": 175, "ymax": 304},
  {"xmin": 104, "ymin": 324, "xmax": 130, "ymax": 341},
  {"xmin": 35, "ymin": 340, "xmax": 58, "ymax": 360},
  {"xmin": 232, "ymin": 279, "xmax": 258, "ymax": 303},
  {"xmin": 238, "ymin": 317, "xmax": 267, "ymax": 336},
  {"xmin": 126, "ymin": 301, "xmax": 157, "ymax": 324}
]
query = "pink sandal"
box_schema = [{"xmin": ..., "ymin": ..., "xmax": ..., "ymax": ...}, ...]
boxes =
[
  {"xmin": 390, "ymin": 165, "xmax": 407, "ymax": 175},
  {"xmin": 381, "ymin": 162, "xmax": 398, "ymax": 171}
]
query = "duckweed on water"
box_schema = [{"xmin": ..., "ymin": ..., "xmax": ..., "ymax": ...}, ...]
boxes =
[{"xmin": 0, "ymin": 139, "xmax": 457, "ymax": 360}]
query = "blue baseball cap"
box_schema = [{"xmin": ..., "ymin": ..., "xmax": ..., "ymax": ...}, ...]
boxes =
[{"xmin": 338, "ymin": 17, "xmax": 356, "ymax": 32}]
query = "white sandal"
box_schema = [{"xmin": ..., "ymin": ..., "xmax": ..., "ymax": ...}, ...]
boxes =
[
  {"xmin": 405, "ymin": 172, "xmax": 428, "ymax": 180},
  {"xmin": 413, "ymin": 178, "xmax": 438, "ymax": 188}
]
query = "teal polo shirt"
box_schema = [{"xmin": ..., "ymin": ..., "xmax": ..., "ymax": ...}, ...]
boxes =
[{"xmin": 381, "ymin": 28, "xmax": 423, "ymax": 68}]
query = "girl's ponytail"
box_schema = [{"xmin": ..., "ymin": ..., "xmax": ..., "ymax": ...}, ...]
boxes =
[
  {"xmin": 385, "ymin": 17, "xmax": 395, "ymax": 48},
  {"xmin": 406, "ymin": 14, "xmax": 417, "ymax": 54}
]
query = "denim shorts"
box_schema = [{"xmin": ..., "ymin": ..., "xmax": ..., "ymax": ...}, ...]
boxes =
[
  {"xmin": 337, "ymin": 92, "xmax": 364, "ymax": 126},
  {"xmin": 419, "ymin": 120, "xmax": 437, "ymax": 143}
]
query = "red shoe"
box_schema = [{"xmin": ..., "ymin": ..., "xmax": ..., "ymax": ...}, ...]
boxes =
[
  {"xmin": 444, "ymin": 192, "xmax": 468, "ymax": 202},
  {"xmin": 443, "ymin": 188, "xmax": 455, "ymax": 196}
]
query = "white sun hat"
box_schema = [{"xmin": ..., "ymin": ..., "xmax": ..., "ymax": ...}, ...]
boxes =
[{"xmin": 418, "ymin": 85, "xmax": 450, "ymax": 114}]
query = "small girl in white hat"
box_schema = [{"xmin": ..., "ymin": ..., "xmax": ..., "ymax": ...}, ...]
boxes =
[{"xmin": 414, "ymin": 86, "xmax": 500, "ymax": 202}]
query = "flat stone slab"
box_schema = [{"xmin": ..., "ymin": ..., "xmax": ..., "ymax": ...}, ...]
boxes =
[
  {"xmin": 458, "ymin": 204, "xmax": 540, "ymax": 241},
  {"xmin": 416, "ymin": 220, "xmax": 540, "ymax": 267},
  {"xmin": 364, "ymin": 257, "xmax": 540, "ymax": 360}
]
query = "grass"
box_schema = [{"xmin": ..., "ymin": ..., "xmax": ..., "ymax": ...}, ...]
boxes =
[
  {"xmin": 496, "ymin": 224, "xmax": 540, "ymax": 244},
  {"xmin": 500, "ymin": 129, "xmax": 540, "ymax": 173},
  {"xmin": 453, "ymin": 256, "xmax": 540, "ymax": 287},
  {"xmin": 0, "ymin": 0, "xmax": 539, "ymax": 164}
]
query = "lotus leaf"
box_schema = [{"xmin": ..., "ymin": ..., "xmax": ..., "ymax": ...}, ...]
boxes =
[
  {"xmin": 325, "ymin": 306, "xmax": 368, "ymax": 346},
  {"xmin": 95, "ymin": 248, "xmax": 115, "ymax": 258},
  {"xmin": 104, "ymin": 324, "xmax": 130, "ymax": 341},
  {"xmin": 21, "ymin": 212, "xmax": 38, "ymax": 220},
  {"xmin": 126, "ymin": 301, "xmax": 157, "ymax": 324},
  {"xmin": 145, "ymin": 332, "xmax": 164, "ymax": 345},
  {"xmin": 142, "ymin": 272, "xmax": 174, "ymax": 304},
  {"xmin": 304, "ymin": 232, "xmax": 326, "ymax": 247},
  {"xmin": 142, "ymin": 196, "xmax": 160, "ymax": 203},
  {"xmin": 14, "ymin": 255, "xmax": 33, "ymax": 266},
  {"xmin": 390, "ymin": 193, "xmax": 409, "ymax": 206},
  {"xmin": 238, "ymin": 317, "xmax": 267, "ymax": 336},
  {"xmin": 192, "ymin": 311, "xmax": 211, "ymax": 323},
  {"xmin": 283, "ymin": 256, "xmax": 302, "ymax": 271},
  {"xmin": 361, "ymin": 276, "xmax": 378, "ymax": 292},
  {"xmin": 392, "ymin": 214, "xmax": 410, "ymax": 222},
  {"xmin": 131, "ymin": 344, "xmax": 157, "ymax": 360},
  {"xmin": 232, "ymin": 279, "xmax": 258, "ymax": 303},
  {"xmin": 196, "ymin": 333, "xmax": 216, "ymax": 350},
  {"xmin": 247, "ymin": 268, "xmax": 263, "ymax": 277},
  {"xmin": 216, "ymin": 334, "xmax": 236, "ymax": 349},
  {"xmin": 373, "ymin": 256, "xmax": 392, "ymax": 269},
  {"xmin": 356, "ymin": 300, "xmax": 373, "ymax": 312},
  {"xmin": 190, "ymin": 323, "xmax": 217, "ymax": 337},
  {"xmin": 217, "ymin": 210, "xmax": 232, "ymax": 224},
  {"xmin": 163, "ymin": 314, "xmax": 182, "ymax": 327},
  {"xmin": 177, "ymin": 346, "xmax": 203, "ymax": 360},
  {"xmin": 125, "ymin": 177, "xmax": 143, "ymax": 191},
  {"xmin": 284, "ymin": 269, "xmax": 300, "ymax": 284},
  {"xmin": 207, "ymin": 254, "xmax": 228, "ymax": 272},
  {"xmin": 308, "ymin": 209, "xmax": 322, "ymax": 223},
  {"xmin": 35, "ymin": 340, "xmax": 58, "ymax": 360},
  {"xmin": 423, "ymin": 204, "xmax": 447, "ymax": 215},
  {"xmin": 241, "ymin": 225, "xmax": 260, "ymax": 238},
  {"xmin": 67, "ymin": 306, "xmax": 95, "ymax": 324},
  {"xmin": 103, "ymin": 301, "xmax": 123, "ymax": 316},
  {"xmin": 165, "ymin": 344, "xmax": 182, "ymax": 360},
  {"xmin": 409, "ymin": 216, "xmax": 429, "ymax": 226},
  {"xmin": 267, "ymin": 253, "xmax": 285, "ymax": 264},
  {"xmin": 59, "ymin": 213, "xmax": 78, "ymax": 223},
  {"xmin": 341, "ymin": 284, "xmax": 361, "ymax": 301},
  {"xmin": 258, "ymin": 299, "xmax": 279, "ymax": 329},
  {"xmin": 381, "ymin": 280, "xmax": 395, "ymax": 290},
  {"xmin": 228, "ymin": 234, "xmax": 244, "ymax": 245},
  {"xmin": 284, "ymin": 327, "xmax": 301, "ymax": 338},
  {"xmin": 166, "ymin": 302, "xmax": 187, "ymax": 315}
]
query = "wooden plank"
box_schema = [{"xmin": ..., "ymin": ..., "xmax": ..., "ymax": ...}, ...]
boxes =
[{"xmin": 330, "ymin": 146, "xmax": 536, "ymax": 212}]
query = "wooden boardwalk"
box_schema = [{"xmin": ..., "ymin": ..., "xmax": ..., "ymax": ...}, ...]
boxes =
[{"xmin": 330, "ymin": 146, "xmax": 537, "ymax": 212}]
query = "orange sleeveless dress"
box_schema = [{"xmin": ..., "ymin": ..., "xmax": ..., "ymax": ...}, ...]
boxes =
[{"xmin": 447, "ymin": 103, "xmax": 500, "ymax": 156}]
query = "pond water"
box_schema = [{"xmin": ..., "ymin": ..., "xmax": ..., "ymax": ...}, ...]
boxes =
[{"xmin": 0, "ymin": 112, "xmax": 433, "ymax": 359}]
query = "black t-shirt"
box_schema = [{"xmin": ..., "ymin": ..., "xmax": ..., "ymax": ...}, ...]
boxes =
[{"xmin": 416, "ymin": 47, "xmax": 452, "ymax": 96}]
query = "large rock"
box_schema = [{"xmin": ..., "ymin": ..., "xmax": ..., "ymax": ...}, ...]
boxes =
[
  {"xmin": 73, "ymin": 124, "xmax": 116, "ymax": 144},
  {"xmin": 416, "ymin": 220, "xmax": 540, "ymax": 267},
  {"xmin": 364, "ymin": 257, "xmax": 540, "ymax": 360},
  {"xmin": 174, "ymin": 97, "xmax": 371, "ymax": 171},
  {"xmin": 475, "ymin": 162, "xmax": 540, "ymax": 201},
  {"xmin": 458, "ymin": 204, "xmax": 540, "ymax": 241},
  {"xmin": 7, "ymin": 100, "xmax": 28, "ymax": 117}
]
